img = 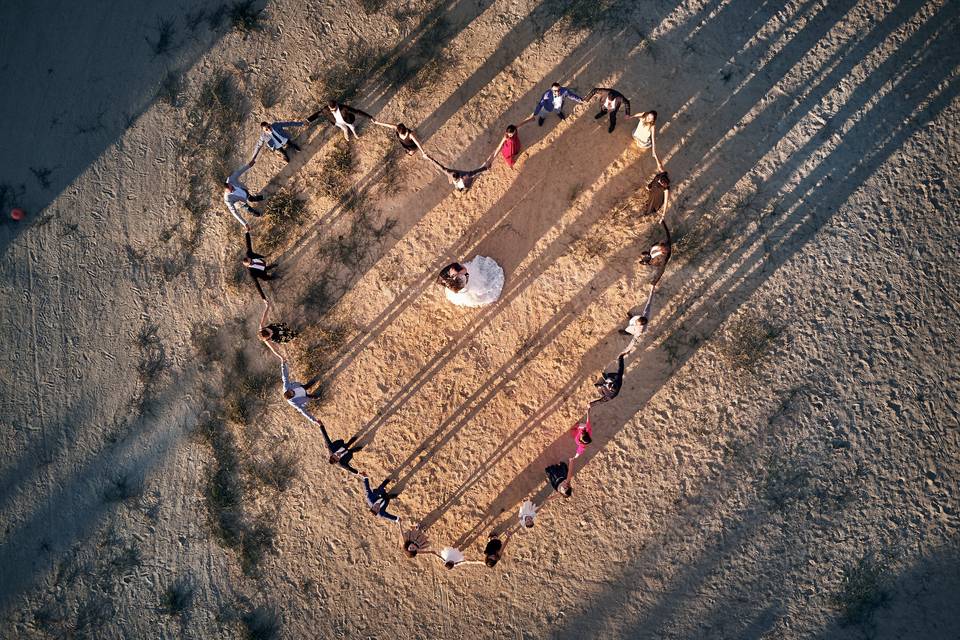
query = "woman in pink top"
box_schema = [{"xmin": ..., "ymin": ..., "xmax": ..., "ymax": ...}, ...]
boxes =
[
  {"xmin": 570, "ymin": 410, "xmax": 592, "ymax": 458},
  {"xmin": 488, "ymin": 124, "xmax": 522, "ymax": 168}
]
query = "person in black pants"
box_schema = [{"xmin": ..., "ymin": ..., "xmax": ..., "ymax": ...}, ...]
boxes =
[
  {"xmin": 583, "ymin": 87, "xmax": 632, "ymax": 133},
  {"xmin": 590, "ymin": 353, "xmax": 625, "ymax": 406},
  {"xmin": 545, "ymin": 458, "xmax": 574, "ymax": 498},
  {"xmin": 242, "ymin": 232, "xmax": 277, "ymax": 300},
  {"xmin": 361, "ymin": 475, "xmax": 401, "ymax": 522},
  {"xmin": 319, "ymin": 421, "xmax": 364, "ymax": 475}
]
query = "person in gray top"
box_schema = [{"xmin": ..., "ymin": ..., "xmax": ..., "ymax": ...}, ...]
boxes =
[
  {"xmin": 253, "ymin": 120, "xmax": 306, "ymax": 163},
  {"xmin": 223, "ymin": 160, "xmax": 264, "ymax": 230}
]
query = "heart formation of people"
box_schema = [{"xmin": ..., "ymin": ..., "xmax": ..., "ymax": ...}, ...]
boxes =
[{"xmin": 228, "ymin": 84, "xmax": 672, "ymax": 571}]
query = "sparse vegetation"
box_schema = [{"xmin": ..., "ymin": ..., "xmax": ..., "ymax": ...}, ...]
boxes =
[
  {"xmin": 229, "ymin": 1, "xmax": 265, "ymax": 35},
  {"xmin": 157, "ymin": 71, "xmax": 187, "ymax": 108},
  {"xmin": 717, "ymin": 313, "xmax": 783, "ymax": 371},
  {"xmin": 257, "ymin": 76, "xmax": 283, "ymax": 109},
  {"xmin": 162, "ymin": 576, "xmax": 196, "ymax": 616},
  {"xmin": 832, "ymin": 553, "xmax": 892, "ymax": 626},
  {"xmin": 30, "ymin": 166, "xmax": 53, "ymax": 190},
  {"xmin": 560, "ymin": 0, "xmax": 617, "ymax": 33},
  {"xmin": 357, "ymin": 0, "xmax": 387, "ymax": 15},
  {"xmin": 258, "ymin": 189, "xmax": 308, "ymax": 254},
  {"xmin": 250, "ymin": 450, "xmax": 299, "ymax": 492},
  {"xmin": 317, "ymin": 142, "xmax": 354, "ymax": 200},
  {"xmin": 760, "ymin": 456, "xmax": 811, "ymax": 510},
  {"xmin": 312, "ymin": 40, "xmax": 380, "ymax": 103},
  {"xmin": 136, "ymin": 323, "xmax": 167, "ymax": 385},
  {"xmin": 147, "ymin": 18, "xmax": 177, "ymax": 56},
  {"xmin": 242, "ymin": 605, "xmax": 281, "ymax": 640},
  {"xmin": 104, "ymin": 471, "xmax": 144, "ymax": 503}
]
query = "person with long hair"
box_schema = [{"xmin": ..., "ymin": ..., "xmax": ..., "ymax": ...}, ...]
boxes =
[
  {"xmin": 589, "ymin": 353, "xmax": 625, "ymax": 406},
  {"xmin": 371, "ymin": 120, "xmax": 427, "ymax": 157},
  {"xmin": 488, "ymin": 124, "xmax": 523, "ymax": 168},
  {"xmin": 258, "ymin": 300, "xmax": 297, "ymax": 350},
  {"xmin": 426, "ymin": 153, "xmax": 490, "ymax": 192},
  {"xmin": 310, "ymin": 100, "xmax": 374, "ymax": 141},
  {"xmin": 397, "ymin": 519, "xmax": 432, "ymax": 558},
  {"xmin": 483, "ymin": 531, "xmax": 512, "ymax": 568},
  {"xmin": 625, "ymin": 110, "xmax": 664, "ymax": 172}
]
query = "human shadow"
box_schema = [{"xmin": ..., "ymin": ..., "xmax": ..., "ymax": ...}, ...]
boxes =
[{"xmin": 0, "ymin": 0, "xmax": 254, "ymax": 256}]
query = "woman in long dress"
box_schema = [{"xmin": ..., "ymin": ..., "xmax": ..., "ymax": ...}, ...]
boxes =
[
  {"xmin": 436, "ymin": 257, "xmax": 504, "ymax": 307},
  {"xmin": 625, "ymin": 110, "xmax": 664, "ymax": 173}
]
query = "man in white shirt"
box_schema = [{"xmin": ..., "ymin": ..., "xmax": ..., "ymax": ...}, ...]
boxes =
[
  {"xmin": 279, "ymin": 357, "xmax": 323, "ymax": 425},
  {"xmin": 223, "ymin": 160, "xmax": 264, "ymax": 230}
]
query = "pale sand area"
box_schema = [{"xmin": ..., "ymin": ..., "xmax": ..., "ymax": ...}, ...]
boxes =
[{"xmin": 0, "ymin": 0, "xmax": 958, "ymax": 638}]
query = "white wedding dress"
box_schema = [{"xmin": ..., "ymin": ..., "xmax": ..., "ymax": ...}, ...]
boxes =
[{"xmin": 445, "ymin": 256, "xmax": 504, "ymax": 307}]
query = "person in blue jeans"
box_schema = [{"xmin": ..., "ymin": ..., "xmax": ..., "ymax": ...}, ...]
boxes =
[
  {"xmin": 361, "ymin": 474, "xmax": 400, "ymax": 522},
  {"xmin": 253, "ymin": 120, "xmax": 306, "ymax": 163},
  {"xmin": 319, "ymin": 421, "xmax": 364, "ymax": 475},
  {"xmin": 523, "ymin": 82, "xmax": 584, "ymax": 126}
]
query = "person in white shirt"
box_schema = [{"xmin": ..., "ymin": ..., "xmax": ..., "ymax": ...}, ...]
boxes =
[
  {"xmin": 312, "ymin": 100, "xmax": 374, "ymax": 141},
  {"xmin": 275, "ymin": 356, "xmax": 323, "ymax": 425},
  {"xmin": 253, "ymin": 120, "xmax": 306, "ymax": 163},
  {"xmin": 223, "ymin": 160, "xmax": 264, "ymax": 230},
  {"xmin": 437, "ymin": 546, "xmax": 483, "ymax": 570},
  {"xmin": 425, "ymin": 153, "xmax": 490, "ymax": 192},
  {"xmin": 518, "ymin": 499, "xmax": 539, "ymax": 529}
]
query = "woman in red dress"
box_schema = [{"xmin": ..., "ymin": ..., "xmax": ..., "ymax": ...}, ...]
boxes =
[{"xmin": 488, "ymin": 124, "xmax": 522, "ymax": 168}]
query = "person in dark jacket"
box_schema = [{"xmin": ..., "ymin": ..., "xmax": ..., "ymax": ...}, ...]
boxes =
[
  {"xmin": 319, "ymin": 421, "xmax": 364, "ymax": 475},
  {"xmin": 590, "ymin": 353, "xmax": 625, "ymax": 406},
  {"xmin": 242, "ymin": 232, "xmax": 277, "ymax": 300},
  {"xmin": 583, "ymin": 87, "xmax": 632, "ymax": 133},
  {"xmin": 361, "ymin": 475, "xmax": 400, "ymax": 522}
]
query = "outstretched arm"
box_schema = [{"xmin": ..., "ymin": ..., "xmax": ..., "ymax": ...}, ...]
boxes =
[
  {"xmin": 371, "ymin": 120, "xmax": 397, "ymax": 130},
  {"xmin": 425, "ymin": 154, "xmax": 453, "ymax": 179},
  {"xmin": 274, "ymin": 121, "xmax": 304, "ymax": 128},
  {"xmin": 622, "ymin": 97, "xmax": 632, "ymax": 116},
  {"xmin": 348, "ymin": 106, "xmax": 374, "ymax": 120},
  {"xmin": 661, "ymin": 216, "xmax": 671, "ymax": 245},
  {"xmin": 318, "ymin": 420, "xmax": 333, "ymax": 450},
  {"xmin": 259, "ymin": 299, "xmax": 269, "ymax": 328},
  {"xmin": 409, "ymin": 131, "xmax": 427, "ymax": 156},
  {"xmin": 583, "ymin": 87, "xmax": 602, "ymax": 102},
  {"xmin": 245, "ymin": 231, "xmax": 254, "ymax": 256},
  {"xmin": 263, "ymin": 339, "xmax": 284, "ymax": 360},
  {"xmin": 651, "ymin": 126, "xmax": 663, "ymax": 172}
]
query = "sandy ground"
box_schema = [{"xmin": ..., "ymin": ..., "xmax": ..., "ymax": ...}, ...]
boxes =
[{"xmin": 1, "ymin": 0, "xmax": 959, "ymax": 638}]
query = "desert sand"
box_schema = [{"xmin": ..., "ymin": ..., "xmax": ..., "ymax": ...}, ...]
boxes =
[{"xmin": 1, "ymin": 0, "xmax": 958, "ymax": 638}]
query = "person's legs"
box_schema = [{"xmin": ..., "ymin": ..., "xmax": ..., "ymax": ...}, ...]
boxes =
[
  {"xmin": 595, "ymin": 107, "xmax": 608, "ymax": 120},
  {"xmin": 557, "ymin": 110, "xmax": 566, "ymax": 120},
  {"xmin": 280, "ymin": 148, "xmax": 291, "ymax": 163},
  {"xmin": 304, "ymin": 373, "xmax": 323, "ymax": 391},
  {"xmin": 537, "ymin": 115, "xmax": 545, "ymax": 126},
  {"xmin": 287, "ymin": 141, "xmax": 301, "ymax": 151},
  {"xmin": 242, "ymin": 202, "xmax": 262, "ymax": 217},
  {"xmin": 608, "ymin": 109, "xmax": 618, "ymax": 133},
  {"xmin": 346, "ymin": 122, "xmax": 358, "ymax": 138},
  {"xmin": 335, "ymin": 122, "xmax": 350, "ymax": 140},
  {"xmin": 248, "ymin": 193, "xmax": 264, "ymax": 202}
]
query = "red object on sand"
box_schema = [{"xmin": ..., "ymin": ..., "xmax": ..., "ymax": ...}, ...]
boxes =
[{"xmin": 10, "ymin": 208, "xmax": 24, "ymax": 221}]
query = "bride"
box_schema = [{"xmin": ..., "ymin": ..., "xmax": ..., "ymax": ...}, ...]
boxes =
[{"xmin": 436, "ymin": 256, "xmax": 504, "ymax": 307}]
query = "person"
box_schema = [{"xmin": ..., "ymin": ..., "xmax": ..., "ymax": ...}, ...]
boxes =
[
  {"xmin": 258, "ymin": 300, "xmax": 297, "ymax": 347},
  {"xmin": 523, "ymin": 82, "xmax": 584, "ymax": 127},
  {"xmin": 253, "ymin": 120, "xmax": 305, "ymax": 163},
  {"xmin": 425, "ymin": 153, "xmax": 489, "ymax": 192},
  {"xmin": 589, "ymin": 353, "xmax": 625, "ymax": 406},
  {"xmin": 545, "ymin": 459, "xmax": 573, "ymax": 498},
  {"xmin": 371, "ymin": 120, "xmax": 427, "ymax": 157},
  {"xmin": 438, "ymin": 256, "xmax": 504, "ymax": 308},
  {"xmin": 319, "ymin": 421, "xmax": 364, "ymax": 475},
  {"xmin": 279, "ymin": 357, "xmax": 324, "ymax": 425},
  {"xmin": 583, "ymin": 87, "xmax": 631, "ymax": 133},
  {"xmin": 643, "ymin": 172, "xmax": 671, "ymax": 217},
  {"xmin": 242, "ymin": 231, "xmax": 276, "ymax": 300},
  {"xmin": 640, "ymin": 214, "xmax": 672, "ymax": 290},
  {"xmin": 361, "ymin": 474, "xmax": 400, "ymax": 522},
  {"xmin": 518, "ymin": 499, "xmax": 538, "ymax": 529},
  {"xmin": 487, "ymin": 124, "xmax": 522, "ymax": 168},
  {"xmin": 624, "ymin": 110, "xmax": 664, "ymax": 172},
  {"xmin": 437, "ymin": 546, "xmax": 483, "ymax": 570},
  {"xmin": 397, "ymin": 519, "xmax": 432, "ymax": 558},
  {"xmin": 570, "ymin": 410, "xmax": 592, "ymax": 459},
  {"xmin": 436, "ymin": 262, "xmax": 469, "ymax": 293},
  {"xmin": 620, "ymin": 285, "xmax": 656, "ymax": 355},
  {"xmin": 312, "ymin": 100, "xmax": 373, "ymax": 141},
  {"xmin": 223, "ymin": 160, "xmax": 264, "ymax": 229},
  {"xmin": 483, "ymin": 531, "xmax": 512, "ymax": 568}
]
